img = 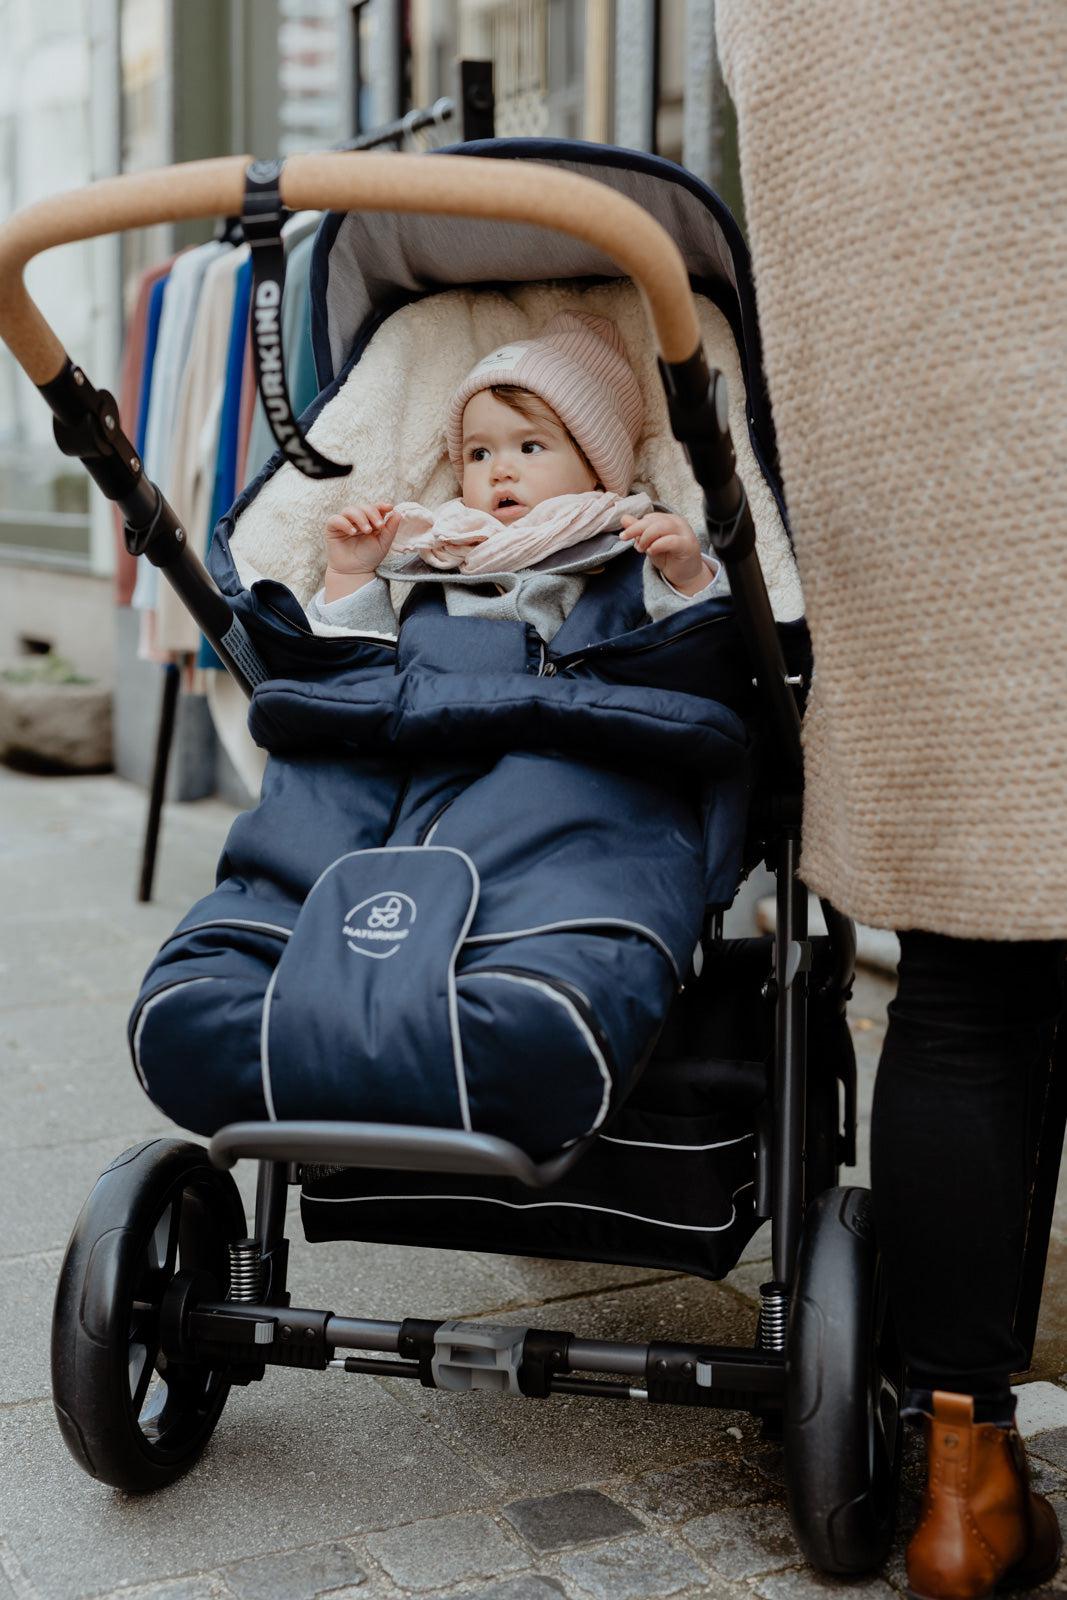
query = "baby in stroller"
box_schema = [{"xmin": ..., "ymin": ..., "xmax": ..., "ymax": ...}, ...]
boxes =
[
  {"xmin": 130, "ymin": 289, "xmax": 759, "ymax": 1161},
  {"xmin": 312, "ymin": 311, "xmax": 724, "ymax": 632}
]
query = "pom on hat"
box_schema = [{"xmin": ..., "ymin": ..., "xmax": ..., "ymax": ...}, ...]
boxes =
[{"xmin": 446, "ymin": 312, "xmax": 644, "ymax": 495}]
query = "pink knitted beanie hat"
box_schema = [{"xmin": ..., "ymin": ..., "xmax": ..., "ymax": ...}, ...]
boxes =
[{"xmin": 446, "ymin": 311, "xmax": 645, "ymax": 495}]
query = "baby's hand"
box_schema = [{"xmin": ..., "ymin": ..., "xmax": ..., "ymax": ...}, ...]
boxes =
[
  {"xmin": 325, "ymin": 501, "xmax": 400, "ymax": 576},
  {"xmin": 619, "ymin": 512, "xmax": 712, "ymax": 596}
]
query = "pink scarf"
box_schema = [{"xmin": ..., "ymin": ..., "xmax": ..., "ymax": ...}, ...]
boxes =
[{"xmin": 389, "ymin": 490, "xmax": 653, "ymax": 574}]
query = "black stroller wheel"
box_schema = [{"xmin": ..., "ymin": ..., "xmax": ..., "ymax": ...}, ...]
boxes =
[
  {"xmin": 51, "ymin": 1138, "xmax": 246, "ymax": 1491},
  {"xmin": 784, "ymin": 1186, "xmax": 903, "ymax": 1575}
]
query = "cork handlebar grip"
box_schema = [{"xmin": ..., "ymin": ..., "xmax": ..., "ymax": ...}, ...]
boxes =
[{"xmin": 0, "ymin": 151, "xmax": 703, "ymax": 386}]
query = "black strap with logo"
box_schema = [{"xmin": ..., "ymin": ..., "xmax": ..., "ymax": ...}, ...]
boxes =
[{"xmin": 242, "ymin": 159, "xmax": 350, "ymax": 480}]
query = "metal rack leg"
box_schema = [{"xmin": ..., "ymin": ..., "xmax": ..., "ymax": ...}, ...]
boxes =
[{"xmin": 137, "ymin": 662, "xmax": 180, "ymax": 903}]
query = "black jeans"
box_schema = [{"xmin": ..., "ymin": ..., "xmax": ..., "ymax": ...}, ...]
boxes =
[{"xmin": 870, "ymin": 931, "xmax": 1065, "ymax": 1402}]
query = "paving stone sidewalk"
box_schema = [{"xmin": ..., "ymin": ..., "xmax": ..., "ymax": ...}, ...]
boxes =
[{"xmin": 3, "ymin": 767, "xmax": 1067, "ymax": 1600}]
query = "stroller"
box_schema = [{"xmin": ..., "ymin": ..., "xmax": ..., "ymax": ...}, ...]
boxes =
[{"xmin": 7, "ymin": 137, "xmax": 1054, "ymax": 1577}]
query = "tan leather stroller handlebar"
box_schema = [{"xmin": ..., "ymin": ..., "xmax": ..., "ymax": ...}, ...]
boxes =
[{"xmin": 0, "ymin": 151, "xmax": 703, "ymax": 385}]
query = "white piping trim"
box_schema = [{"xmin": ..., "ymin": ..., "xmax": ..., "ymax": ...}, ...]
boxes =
[
  {"xmin": 272, "ymin": 845, "xmax": 479, "ymax": 1133},
  {"xmin": 302, "ymin": 1185, "xmax": 754, "ymax": 1234},
  {"xmin": 599, "ymin": 1132, "xmax": 755, "ymax": 1152},
  {"xmin": 260, "ymin": 966, "xmax": 281, "ymax": 1120},
  {"xmin": 131, "ymin": 976, "xmax": 218, "ymax": 1091},
  {"xmin": 441, "ymin": 849, "xmax": 480, "ymax": 1133},
  {"xmin": 464, "ymin": 970, "xmax": 612, "ymax": 1136},
  {"xmin": 463, "ymin": 918, "xmax": 679, "ymax": 981},
  {"xmin": 159, "ymin": 917, "xmax": 293, "ymax": 949},
  {"xmin": 422, "ymin": 816, "xmax": 444, "ymax": 847}
]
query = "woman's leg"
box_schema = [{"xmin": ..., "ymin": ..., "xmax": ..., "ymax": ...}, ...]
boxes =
[{"xmin": 870, "ymin": 931, "xmax": 1065, "ymax": 1407}]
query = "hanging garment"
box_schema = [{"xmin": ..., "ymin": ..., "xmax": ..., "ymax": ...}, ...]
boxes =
[
  {"xmin": 132, "ymin": 239, "xmax": 231, "ymax": 623},
  {"xmin": 154, "ymin": 244, "xmax": 250, "ymax": 654},
  {"xmin": 112, "ymin": 259, "xmax": 173, "ymax": 603},
  {"xmin": 198, "ymin": 255, "xmax": 254, "ymax": 670}
]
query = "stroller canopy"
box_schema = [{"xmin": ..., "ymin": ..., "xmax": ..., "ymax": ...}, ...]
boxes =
[{"xmin": 310, "ymin": 139, "xmax": 777, "ymax": 483}]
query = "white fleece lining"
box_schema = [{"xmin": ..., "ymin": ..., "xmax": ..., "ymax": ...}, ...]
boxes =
[
  {"xmin": 464, "ymin": 918, "xmax": 680, "ymax": 981},
  {"xmin": 303, "ymin": 1180, "xmax": 756, "ymax": 1234},
  {"xmin": 228, "ymin": 281, "xmax": 803, "ymax": 624},
  {"xmin": 131, "ymin": 976, "xmax": 218, "ymax": 1092},
  {"xmin": 465, "ymin": 970, "xmax": 612, "ymax": 1137},
  {"xmin": 259, "ymin": 844, "xmax": 479, "ymax": 1133}
]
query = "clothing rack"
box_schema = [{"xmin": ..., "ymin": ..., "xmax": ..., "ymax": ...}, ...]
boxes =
[{"xmin": 134, "ymin": 64, "xmax": 495, "ymax": 903}]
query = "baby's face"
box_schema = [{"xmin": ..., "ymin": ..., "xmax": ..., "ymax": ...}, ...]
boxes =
[{"xmin": 460, "ymin": 389, "xmax": 597, "ymax": 522}]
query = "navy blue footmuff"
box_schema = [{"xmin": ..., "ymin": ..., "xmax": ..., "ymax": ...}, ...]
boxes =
[{"xmin": 130, "ymin": 548, "xmax": 755, "ymax": 1159}]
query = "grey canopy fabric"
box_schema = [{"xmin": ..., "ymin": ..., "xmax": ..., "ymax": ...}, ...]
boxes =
[{"xmin": 309, "ymin": 141, "xmax": 770, "ymax": 455}]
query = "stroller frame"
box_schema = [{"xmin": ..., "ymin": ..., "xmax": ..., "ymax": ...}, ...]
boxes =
[{"xmin": 1, "ymin": 147, "xmax": 1061, "ymax": 1576}]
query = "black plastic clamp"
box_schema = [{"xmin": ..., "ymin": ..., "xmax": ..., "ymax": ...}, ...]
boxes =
[
  {"xmin": 272, "ymin": 1307, "xmax": 332, "ymax": 1369},
  {"xmin": 180, "ymin": 1289, "xmax": 272, "ymax": 1384},
  {"xmin": 518, "ymin": 1328, "xmax": 573, "ymax": 1398},
  {"xmin": 646, "ymin": 1342, "xmax": 717, "ymax": 1407},
  {"xmin": 39, "ymin": 361, "xmax": 146, "ymax": 503},
  {"xmin": 398, "ymin": 1317, "xmax": 444, "ymax": 1388}
]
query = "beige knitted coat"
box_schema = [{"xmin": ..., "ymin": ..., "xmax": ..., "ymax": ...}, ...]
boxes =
[{"xmin": 716, "ymin": 3, "xmax": 1067, "ymax": 938}]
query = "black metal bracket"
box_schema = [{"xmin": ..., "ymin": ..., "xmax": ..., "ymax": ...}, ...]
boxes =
[
  {"xmin": 188, "ymin": 1303, "xmax": 333, "ymax": 1371},
  {"xmin": 460, "ymin": 60, "xmax": 495, "ymax": 141},
  {"xmin": 398, "ymin": 1318, "xmax": 444, "ymax": 1388},
  {"xmin": 645, "ymin": 1341, "xmax": 785, "ymax": 1410},
  {"xmin": 39, "ymin": 361, "xmax": 156, "ymax": 522},
  {"xmin": 519, "ymin": 1328, "xmax": 573, "ymax": 1398}
]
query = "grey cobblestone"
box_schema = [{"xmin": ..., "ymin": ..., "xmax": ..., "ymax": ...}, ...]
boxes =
[
  {"xmin": 92, "ymin": 1577, "xmax": 239, "ymax": 1600},
  {"xmin": 1031, "ymin": 1430, "xmax": 1067, "ymax": 1477},
  {"xmin": 1017, "ymin": 1384, "xmax": 1067, "ymax": 1440},
  {"xmin": 615, "ymin": 1452, "xmax": 772, "ymax": 1524},
  {"xmin": 558, "ymin": 1532, "xmax": 708, "ymax": 1599},
  {"xmin": 427, "ymin": 1579, "xmax": 567, "ymax": 1600},
  {"xmin": 502, "ymin": 1489, "xmax": 641, "ymax": 1553},
  {"xmin": 753, "ymin": 1569, "xmax": 897, "ymax": 1600},
  {"xmin": 365, "ymin": 1513, "xmax": 527, "ymax": 1591},
  {"xmin": 220, "ymin": 1539, "xmax": 367, "ymax": 1599},
  {"xmin": 681, "ymin": 1503, "xmax": 800, "ymax": 1579}
]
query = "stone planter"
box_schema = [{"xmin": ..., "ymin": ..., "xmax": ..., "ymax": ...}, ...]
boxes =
[{"xmin": 0, "ymin": 671, "xmax": 113, "ymax": 773}]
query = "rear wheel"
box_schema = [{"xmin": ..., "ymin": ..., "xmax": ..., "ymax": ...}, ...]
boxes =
[
  {"xmin": 51, "ymin": 1138, "xmax": 246, "ymax": 1491},
  {"xmin": 784, "ymin": 1186, "xmax": 902, "ymax": 1574}
]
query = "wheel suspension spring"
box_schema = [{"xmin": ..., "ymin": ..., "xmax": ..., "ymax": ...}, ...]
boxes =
[
  {"xmin": 227, "ymin": 1238, "xmax": 264, "ymax": 1302},
  {"xmin": 757, "ymin": 1281, "xmax": 789, "ymax": 1353}
]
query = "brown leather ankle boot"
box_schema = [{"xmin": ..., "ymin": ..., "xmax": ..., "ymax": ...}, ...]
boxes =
[{"xmin": 907, "ymin": 1391, "xmax": 1062, "ymax": 1600}]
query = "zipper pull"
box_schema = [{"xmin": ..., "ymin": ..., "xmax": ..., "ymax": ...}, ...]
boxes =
[{"xmin": 543, "ymin": 661, "xmax": 557, "ymax": 677}]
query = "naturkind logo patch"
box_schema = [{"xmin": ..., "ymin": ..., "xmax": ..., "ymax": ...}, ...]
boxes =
[{"xmin": 342, "ymin": 892, "xmax": 417, "ymax": 959}]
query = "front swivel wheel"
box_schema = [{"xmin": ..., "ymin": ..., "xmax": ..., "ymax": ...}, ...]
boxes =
[{"xmin": 52, "ymin": 1138, "xmax": 246, "ymax": 1491}]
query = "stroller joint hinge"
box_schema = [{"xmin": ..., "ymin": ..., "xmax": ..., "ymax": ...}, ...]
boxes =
[
  {"xmin": 645, "ymin": 1340, "xmax": 786, "ymax": 1408},
  {"xmin": 518, "ymin": 1328, "xmax": 573, "ymax": 1398},
  {"xmin": 398, "ymin": 1317, "xmax": 445, "ymax": 1388},
  {"xmin": 39, "ymin": 360, "xmax": 148, "ymax": 509},
  {"xmin": 430, "ymin": 1320, "xmax": 530, "ymax": 1396}
]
